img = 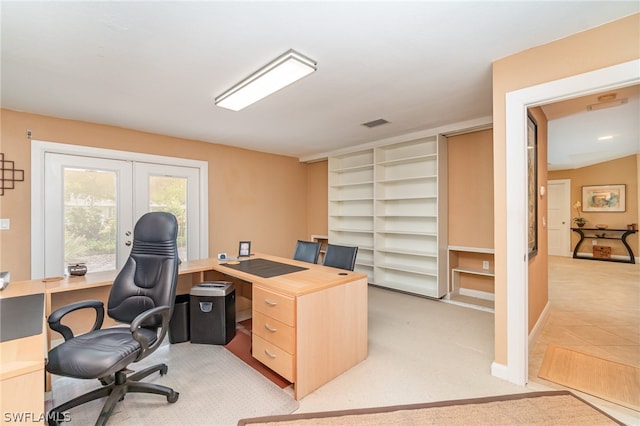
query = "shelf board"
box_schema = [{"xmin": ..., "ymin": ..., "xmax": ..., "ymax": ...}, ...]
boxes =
[
  {"xmin": 329, "ymin": 180, "xmax": 374, "ymax": 188},
  {"xmin": 376, "ymin": 175, "xmax": 437, "ymax": 184},
  {"xmin": 377, "ymin": 263, "xmax": 437, "ymax": 276},
  {"xmin": 377, "ymin": 195, "xmax": 437, "ymax": 201},
  {"xmin": 448, "ymin": 246, "xmax": 495, "ymax": 254},
  {"xmin": 376, "ymin": 214, "xmax": 437, "ymax": 219},
  {"xmin": 329, "ymin": 164, "xmax": 373, "ymax": 173},
  {"xmin": 376, "ymin": 230, "xmax": 437, "ymax": 236},
  {"xmin": 376, "ymin": 153, "xmax": 437, "ymax": 166},
  {"xmin": 329, "ymin": 197, "xmax": 374, "ymax": 202},
  {"xmin": 452, "ymin": 266, "xmax": 495, "ymax": 277},
  {"xmin": 331, "ymin": 228, "xmax": 373, "ymax": 234},
  {"xmin": 442, "ymin": 293, "xmax": 494, "ymax": 313},
  {"xmin": 376, "ymin": 247, "xmax": 437, "ymax": 257}
]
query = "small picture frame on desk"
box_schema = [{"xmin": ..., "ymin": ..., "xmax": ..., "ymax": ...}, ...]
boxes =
[{"xmin": 238, "ymin": 241, "xmax": 251, "ymax": 257}]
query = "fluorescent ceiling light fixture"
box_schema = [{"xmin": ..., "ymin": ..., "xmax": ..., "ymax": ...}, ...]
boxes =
[
  {"xmin": 597, "ymin": 135, "xmax": 614, "ymax": 141},
  {"xmin": 215, "ymin": 49, "xmax": 316, "ymax": 111}
]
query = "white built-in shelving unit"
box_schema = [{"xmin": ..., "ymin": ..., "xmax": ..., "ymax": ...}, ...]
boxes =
[
  {"xmin": 328, "ymin": 149, "xmax": 375, "ymax": 280},
  {"xmin": 328, "ymin": 135, "xmax": 448, "ymax": 298}
]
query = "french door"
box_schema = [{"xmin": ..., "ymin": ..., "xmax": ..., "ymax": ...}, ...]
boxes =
[
  {"xmin": 32, "ymin": 142, "xmax": 208, "ymax": 279},
  {"xmin": 44, "ymin": 154, "xmax": 133, "ymax": 276}
]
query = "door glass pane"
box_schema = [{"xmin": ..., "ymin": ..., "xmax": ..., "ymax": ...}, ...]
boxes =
[
  {"xmin": 64, "ymin": 168, "xmax": 117, "ymax": 273},
  {"xmin": 149, "ymin": 175, "xmax": 188, "ymax": 260}
]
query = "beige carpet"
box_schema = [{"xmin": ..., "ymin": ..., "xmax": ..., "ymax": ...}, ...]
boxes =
[
  {"xmin": 50, "ymin": 341, "xmax": 298, "ymax": 425},
  {"xmin": 238, "ymin": 391, "xmax": 623, "ymax": 425},
  {"xmin": 538, "ymin": 344, "xmax": 640, "ymax": 411}
]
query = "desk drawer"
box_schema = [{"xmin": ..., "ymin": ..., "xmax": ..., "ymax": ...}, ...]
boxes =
[
  {"xmin": 253, "ymin": 286, "xmax": 294, "ymax": 326},
  {"xmin": 253, "ymin": 335, "xmax": 294, "ymax": 381},
  {"xmin": 252, "ymin": 311, "xmax": 294, "ymax": 353}
]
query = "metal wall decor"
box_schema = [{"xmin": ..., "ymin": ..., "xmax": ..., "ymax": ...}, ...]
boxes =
[{"xmin": 1, "ymin": 153, "xmax": 25, "ymax": 196}]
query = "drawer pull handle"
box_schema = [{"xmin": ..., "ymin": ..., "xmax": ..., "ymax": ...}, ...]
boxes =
[
  {"xmin": 264, "ymin": 349, "xmax": 277, "ymax": 359},
  {"xmin": 264, "ymin": 299, "xmax": 277, "ymax": 307},
  {"xmin": 264, "ymin": 324, "xmax": 277, "ymax": 332}
]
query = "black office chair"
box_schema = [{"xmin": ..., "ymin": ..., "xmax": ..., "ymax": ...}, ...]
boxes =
[
  {"xmin": 293, "ymin": 240, "xmax": 322, "ymax": 264},
  {"xmin": 46, "ymin": 212, "xmax": 180, "ymax": 426},
  {"xmin": 323, "ymin": 243, "xmax": 358, "ymax": 271}
]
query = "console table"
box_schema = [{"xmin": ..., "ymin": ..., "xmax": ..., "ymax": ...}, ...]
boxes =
[{"xmin": 571, "ymin": 227, "xmax": 638, "ymax": 264}]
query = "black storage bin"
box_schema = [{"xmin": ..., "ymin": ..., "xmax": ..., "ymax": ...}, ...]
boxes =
[
  {"xmin": 190, "ymin": 281, "xmax": 236, "ymax": 345},
  {"xmin": 169, "ymin": 294, "xmax": 190, "ymax": 343}
]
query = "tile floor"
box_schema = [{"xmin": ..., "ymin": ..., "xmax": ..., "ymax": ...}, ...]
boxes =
[{"xmin": 528, "ymin": 255, "xmax": 640, "ymax": 424}]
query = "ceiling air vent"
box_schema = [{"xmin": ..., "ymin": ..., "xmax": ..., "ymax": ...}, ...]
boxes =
[{"xmin": 361, "ymin": 118, "xmax": 390, "ymax": 128}]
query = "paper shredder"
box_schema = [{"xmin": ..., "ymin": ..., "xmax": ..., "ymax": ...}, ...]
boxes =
[{"xmin": 189, "ymin": 281, "xmax": 236, "ymax": 345}]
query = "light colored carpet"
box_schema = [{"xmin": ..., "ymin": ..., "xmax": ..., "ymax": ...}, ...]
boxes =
[
  {"xmin": 538, "ymin": 344, "xmax": 640, "ymax": 411},
  {"xmin": 238, "ymin": 391, "xmax": 623, "ymax": 425},
  {"xmin": 50, "ymin": 341, "xmax": 299, "ymax": 425}
]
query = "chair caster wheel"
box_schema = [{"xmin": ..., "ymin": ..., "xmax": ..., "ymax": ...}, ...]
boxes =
[
  {"xmin": 160, "ymin": 365, "xmax": 168, "ymax": 375},
  {"xmin": 167, "ymin": 391, "xmax": 179, "ymax": 403},
  {"xmin": 99, "ymin": 375, "xmax": 114, "ymax": 386}
]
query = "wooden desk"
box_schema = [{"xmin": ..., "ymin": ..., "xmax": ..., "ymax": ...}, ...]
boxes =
[
  {"xmin": 0, "ymin": 280, "xmax": 46, "ymax": 424},
  {"xmin": 40, "ymin": 253, "xmax": 368, "ymax": 400}
]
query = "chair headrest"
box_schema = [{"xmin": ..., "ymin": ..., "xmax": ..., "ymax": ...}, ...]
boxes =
[{"xmin": 134, "ymin": 212, "xmax": 178, "ymax": 243}]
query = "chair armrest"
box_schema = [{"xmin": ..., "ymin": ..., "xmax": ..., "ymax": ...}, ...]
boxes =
[
  {"xmin": 130, "ymin": 305, "xmax": 171, "ymax": 362},
  {"xmin": 48, "ymin": 300, "xmax": 105, "ymax": 341}
]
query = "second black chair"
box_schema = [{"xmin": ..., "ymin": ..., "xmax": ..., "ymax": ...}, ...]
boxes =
[
  {"xmin": 293, "ymin": 240, "xmax": 322, "ymax": 264},
  {"xmin": 323, "ymin": 243, "xmax": 358, "ymax": 271}
]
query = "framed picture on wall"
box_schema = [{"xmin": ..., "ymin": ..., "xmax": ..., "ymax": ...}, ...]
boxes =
[
  {"xmin": 582, "ymin": 184, "xmax": 626, "ymax": 212},
  {"xmin": 527, "ymin": 114, "xmax": 538, "ymax": 258}
]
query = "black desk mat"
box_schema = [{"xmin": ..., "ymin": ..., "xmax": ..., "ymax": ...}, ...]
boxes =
[{"xmin": 221, "ymin": 258, "xmax": 308, "ymax": 278}]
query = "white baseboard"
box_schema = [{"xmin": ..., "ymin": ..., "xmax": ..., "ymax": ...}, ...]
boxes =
[
  {"xmin": 491, "ymin": 361, "xmax": 509, "ymax": 381},
  {"xmin": 528, "ymin": 301, "xmax": 551, "ymax": 346}
]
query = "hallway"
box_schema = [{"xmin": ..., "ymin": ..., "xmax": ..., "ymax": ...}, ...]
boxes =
[{"xmin": 528, "ymin": 255, "xmax": 640, "ymax": 423}]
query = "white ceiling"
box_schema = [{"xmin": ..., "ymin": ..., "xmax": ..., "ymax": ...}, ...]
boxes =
[
  {"xmin": 1, "ymin": 1, "xmax": 638, "ymax": 165},
  {"xmin": 542, "ymin": 85, "xmax": 639, "ymax": 171}
]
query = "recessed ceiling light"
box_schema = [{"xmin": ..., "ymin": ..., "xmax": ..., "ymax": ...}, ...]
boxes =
[{"xmin": 215, "ymin": 49, "xmax": 316, "ymax": 111}]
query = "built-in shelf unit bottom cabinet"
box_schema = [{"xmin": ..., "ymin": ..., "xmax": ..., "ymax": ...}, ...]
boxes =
[{"xmin": 329, "ymin": 135, "xmax": 448, "ymax": 298}]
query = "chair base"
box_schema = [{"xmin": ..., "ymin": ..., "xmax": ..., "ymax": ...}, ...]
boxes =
[{"xmin": 48, "ymin": 363, "xmax": 179, "ymax": 426}]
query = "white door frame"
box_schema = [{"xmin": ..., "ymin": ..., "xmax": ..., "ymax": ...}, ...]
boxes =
[
  {"xmin": 497, "ymin": 59, "xmax": 640, "ymax": 386},
  {"xmin": 31, "ymin": 140, "xmax": 209, "ymax": 279},
  {"xmin": 547, "ymin": 179, "xmax": 571, "ymax": 257}
]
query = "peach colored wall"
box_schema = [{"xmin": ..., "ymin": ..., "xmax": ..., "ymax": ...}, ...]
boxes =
[
  {"xmin": 548, "ymin": 155, "xmax": 639, "ymax": 257},
  {"xmin": 527, "ymin": 107, "xmax": 548, "ymax": 333},
  {"xmin": 492, "ymin": 14, "xmax": 639, "ymax": 364},
  {"xmin": 306, "ymin": 160, "xmax": 328, "ymax": 239},
  {"xmin": 0, "ymin": 109, "xmax": 308, "ymax": 281},
  {"xmin": 447, "ymin": 129, "xmax": 494, "ymax": 249}
]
